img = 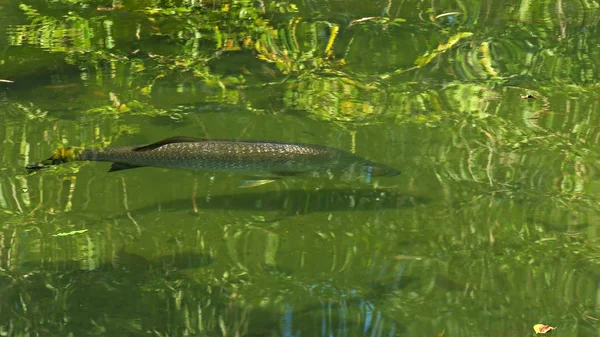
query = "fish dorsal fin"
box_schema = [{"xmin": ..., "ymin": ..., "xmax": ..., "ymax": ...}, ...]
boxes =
[{"xmin": 133, "ymin": 136, "xmax": 207, "ymax": 152}]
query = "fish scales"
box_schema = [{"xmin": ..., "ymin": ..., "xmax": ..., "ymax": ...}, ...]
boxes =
[{"xmin": 82, "ymin": 141, "xmax": 341, "ymax": 173}]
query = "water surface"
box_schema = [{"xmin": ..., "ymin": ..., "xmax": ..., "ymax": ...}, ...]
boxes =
[{"xmin": 1, "ymin": 0, "xmax": 600, "ymax": 336}]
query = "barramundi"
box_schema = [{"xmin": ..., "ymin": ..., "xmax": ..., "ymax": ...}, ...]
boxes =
[{"xmin": 26, "ymin": 136, "xmax": 399, "ymax": 182}]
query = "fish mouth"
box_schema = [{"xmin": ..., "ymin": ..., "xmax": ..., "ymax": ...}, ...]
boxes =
[{"xmin": 369, "ymin": 165, "xmax": 400, "ymax": 177}]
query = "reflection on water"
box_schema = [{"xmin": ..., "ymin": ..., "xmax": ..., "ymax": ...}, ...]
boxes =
[
  {"xmin": 1, "ymin": 118, "xmax": 599, "ymax": 336},
  {"xmin": 1, "ymin": 251, "xmax": 403, "ymax": 337},
  {"xmin": 10, "ymin": 249, "xmax": 213, "ymax": 275},
  {"xmin": 0, "ymin": 177, "xmax": 426, "ymax": 336}
]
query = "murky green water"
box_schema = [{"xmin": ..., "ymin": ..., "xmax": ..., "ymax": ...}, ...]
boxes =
[{"xmin": 2, "ymin": 0, "xmax": 600, "ymax": 336}]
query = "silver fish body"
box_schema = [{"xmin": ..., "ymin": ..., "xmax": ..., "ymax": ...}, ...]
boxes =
[{"xmin": 28, "ymin": 137, "xmax": 400, "ymax": 180}]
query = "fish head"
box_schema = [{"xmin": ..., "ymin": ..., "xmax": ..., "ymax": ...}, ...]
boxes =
[
  {"xmin": 366, "ymin": 163, "xmax": 400, "ymax": 177},
  {"xmin": 356, "ymin": 162, "xmax": 399, "ymax": 184},
  {"xmin": 339, "ymin": 161, "xmax": 400, "ymax": 183}
]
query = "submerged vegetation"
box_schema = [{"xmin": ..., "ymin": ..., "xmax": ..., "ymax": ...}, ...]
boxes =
[{"xmin": 1, "ymin": 0, "xmax": 600, "ymax": 336}]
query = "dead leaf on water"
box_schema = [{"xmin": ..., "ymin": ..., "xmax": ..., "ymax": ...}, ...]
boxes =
[{"xmin": 533, "ymin": 324, "xmax": 556, "ymax": 334}]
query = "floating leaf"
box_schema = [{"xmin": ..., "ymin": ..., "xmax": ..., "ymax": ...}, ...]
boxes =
[
  {"xmin": 53, "ymin": 229, "xmax": 88, "ymax": 237},
  {"xmin": 533, "ymin": 324, "xmax": 556, "ymax": 334}
]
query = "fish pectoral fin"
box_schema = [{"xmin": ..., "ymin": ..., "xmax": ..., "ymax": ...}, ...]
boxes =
[
  {"xmin": 238, "ymin": 179, "xmax": 277, "ymax": 188},
  {"xmin": 133, "ymin": 136, "xmax": 207, "ymax": 152},
  {"xmin": 271, "ymin": 170, "xmax": 307, "ymax": 176},
  {"xmin": 108, "ymin": 162, "xmax": 146, "ymax": 172}
]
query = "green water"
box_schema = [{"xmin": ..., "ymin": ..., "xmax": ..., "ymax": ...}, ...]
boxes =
[{"xmin": 1, "ymin": 0, "xmax": 600, "ymax": 336}]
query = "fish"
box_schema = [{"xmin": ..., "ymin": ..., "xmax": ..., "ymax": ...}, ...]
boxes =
[{"xmin": 26, "ymin": 136, "xmax": 400, "ymax": 182}]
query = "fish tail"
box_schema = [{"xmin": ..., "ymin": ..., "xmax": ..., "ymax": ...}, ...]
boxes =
[
  {"xmin": 48, "ymin": 147, "xmax": 85, "ymax": 164},
  {"xmin": 26, "ymin": 147, "xmax": 84, "ymax": 172},
  {"xmin": 58, "ymin": 147, "xmax": 84, "ymax": 162}
]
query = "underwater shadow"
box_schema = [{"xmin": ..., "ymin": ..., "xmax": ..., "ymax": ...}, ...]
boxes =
[{"xmin": 129, "ymin": 187, "xmax": 431, "ymax": 217}]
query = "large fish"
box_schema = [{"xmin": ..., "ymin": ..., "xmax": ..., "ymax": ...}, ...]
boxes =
[{"xmin": 26, "ymin": 136, "xmax": 399, "ymax": 182}]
